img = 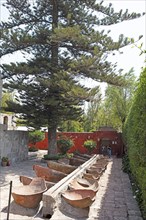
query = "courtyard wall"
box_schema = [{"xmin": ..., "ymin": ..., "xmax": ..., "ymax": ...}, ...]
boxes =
[
  {"xmin": 31, "ymin": 127, "xmax": 124, "ymax": 156},
  {"xmin": 0, "ymin": 124, "xmax": 28, "ymax": 164}
]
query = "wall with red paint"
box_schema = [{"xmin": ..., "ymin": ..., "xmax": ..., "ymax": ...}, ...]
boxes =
[{"xmin": 29, "ymin": 127, "xmax": 124, "ymax": 156}]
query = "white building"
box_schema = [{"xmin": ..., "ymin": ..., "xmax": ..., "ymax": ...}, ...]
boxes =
[
  {"xmin": 0, "ymin": 78, "xmax": 17, "ymax": 130},
  {"xmin": 0, "ymin": 113, "xmax": 16, "ymax": 130}
]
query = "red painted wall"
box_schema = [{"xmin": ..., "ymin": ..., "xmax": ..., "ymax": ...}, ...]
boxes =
[{"xmin": 29, "ymin": 127, "xmax": 124, "ymax": 156}]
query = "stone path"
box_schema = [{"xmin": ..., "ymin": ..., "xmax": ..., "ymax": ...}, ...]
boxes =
[
  {"xmin": 88, "ymin": 158, "xmax": 143, "ymax": 220},
  {"xmin": 0, "ymin": 152, "xmax": 143, "ymax": 220}
]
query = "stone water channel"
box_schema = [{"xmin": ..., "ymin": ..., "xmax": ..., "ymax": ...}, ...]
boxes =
[
  {"xmin": 0, "ymin": 152, "xmax": 142, "ymax": 220},
  {"xmin": 0, "ymin": 155, "xmax": 108, "ymax": 219},
  {"xmin": 42, "ymin": 154, "xmax": 101, "ymax": 218}
]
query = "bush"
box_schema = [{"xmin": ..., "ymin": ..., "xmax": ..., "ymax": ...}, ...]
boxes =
[
  {"xmin": 43, "ymin": 154, "xmax": 64, "ymax": 160},
  {"xmin": 2, "ymin": 157, "xmax": 9, "ymax": 162},
  {"xmin": 28, "ymin": 130, "xmax": 45, "ymax": 146},
  {"xmin": 84, "ymin": 139, "xmax": 96, "ymax": 153},
  {"xmin": 66, "ymin": 153, "xmax": 74, "ymax": 159},
  {"xmin": 28, "ymin": 146, "xmax": 38, "ymax": 152},
  {"xmin": 122, "ymin": 154, "xmax": 131, "ymax": 174},
  {"xmin": 57, "ymin": 135, "xmax": 74, "ymax": 154},
  {"xmin": 123, "ymin": 68, "xmax": 146, "ymax": 219}
]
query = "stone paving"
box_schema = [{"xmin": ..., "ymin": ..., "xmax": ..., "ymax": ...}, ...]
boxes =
[
  {"xmin": 88, "ymin": 158, "xmax": 143, "ymax": 220},
  {"xmin": 0, "ymin": 152, "xmax": 143, "ymax": 220}
]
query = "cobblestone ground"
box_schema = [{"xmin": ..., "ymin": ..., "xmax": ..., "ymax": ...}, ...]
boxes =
[{"xmin": 0, "ymin": 152, "xmax": 143, "ymax": 220}]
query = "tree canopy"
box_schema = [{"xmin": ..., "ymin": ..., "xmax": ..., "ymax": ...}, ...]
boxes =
[
  {"xmin": 0, "ymin": 0, "xmax": 143, "ymax": 154},
  {"xmin": 83, "ymin": 69, "xmax": 136, "ymax": 132}
]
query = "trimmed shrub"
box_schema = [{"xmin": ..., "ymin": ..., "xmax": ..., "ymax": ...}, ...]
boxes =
[
  {"xmin": 83, "ymin": 139, "xmax": 96, "ymax": 153},
  {"xmin": 43, "ymin": 154, "xmax": 64, "ymax": 160},
  {"xmin": 57, "ymin": 135, "xmax": 74, "ymax": 154}
]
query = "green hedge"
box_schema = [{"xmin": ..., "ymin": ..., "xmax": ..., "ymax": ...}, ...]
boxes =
[{"xmin": 123, "ymin": 68, "xmax": 146, "ymax": 218}]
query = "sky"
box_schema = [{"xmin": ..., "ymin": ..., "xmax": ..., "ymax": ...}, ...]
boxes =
[
  {"xmin": 105, "ymin": 0, "xmax": 146, "ymax": 75},
  {"xmin": 81, "ymin": 0, "xmax": 146, "ymax": 89},
  {"xmin": 0, "ymin": 0, "xmax": 146, "ymax": 86}
]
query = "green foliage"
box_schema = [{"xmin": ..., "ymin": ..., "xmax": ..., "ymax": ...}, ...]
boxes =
[
  {"xmin": 84, "ymin": 139, "xmax": 96, "ymax": 153},
  {"xmin": 1, "ymin": 92, "xmax": 15, "ymax": 113},
  {"xmin": 122, "ymin": 154, "xmax": 131, "ymax": 174},
  {"xmin": 59, "ymin": 120, "xmax": 84, "ymax": 132},
  {"xmin": 83, "ymin": 86, "xmax": 102, "ymax": 132},
  {"xmin": 43, "ymin": 154, "xmax": 64, "ymax": 160},
  {"xmin": 0, "ymin": 0, "xmax": 143, "ymax": 155},
  {"xmin": 28, "ymin": 146, "xmax": 38, "ymax": 152},
  {"xmin": 122, "ymin": 153, "xmax": 144, "ymax": 208},
  {"xmin": 83, "ymin": 70, "xmax": 136, "ymax": 132},
  {"xmin": 28, "ymin": 130, "xmax": 45, "ymax": 145},
  {"xmin": 57, "ymin": 135, "xmax": 74, "ymax": 154},
  {"xmin": 123, "ymin": 68, "xmax": 146, "ymax": 219},
  {"xmin": 1, "ymin": 157, "xmax": 9, "ymax": 162},
  {"xmin": 66, "ymin": 153, "xmax": 74, "ymax": 159}
]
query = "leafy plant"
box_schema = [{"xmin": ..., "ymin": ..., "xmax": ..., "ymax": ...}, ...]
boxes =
[
  {"xmin": 83, "ymin": 140, "xmax": 96, "ymax": 153},
  {"xmin": 28, "ymin": 130, "xmax": 45, "ymax": 146},
  {"xmin": 57, "ymin": 135, "xmax": 74, "ymax": 154},
  {"xmin": 2, "ymin": 157, "xmax": 9, "ymax": 162},
  {"xmin": 122, "ymin": 154, "xmax": 131, "ymax": 174},
  {"xmin": 66, "ymin": 153, "xmax": 74, "ymax": 159}
]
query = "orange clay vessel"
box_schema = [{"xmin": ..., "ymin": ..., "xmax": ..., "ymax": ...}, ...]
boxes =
[{"xmin": 12, "ymin": 177, "xmax": 47, "ymax": 208}]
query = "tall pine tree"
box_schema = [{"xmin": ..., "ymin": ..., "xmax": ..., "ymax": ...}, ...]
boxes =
[{"xmin": 0, "ymin": 0, "xmax": 143, "ymax": 155}]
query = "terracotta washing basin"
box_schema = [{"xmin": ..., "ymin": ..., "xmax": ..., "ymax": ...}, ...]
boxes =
[
  {"xmin": 33, "ymin": 165, "xmax": 66, "ymax": 183},
  {"xmin": 83, "ymin": 173, "xmax": 100, "ymax": 180},
  {"xmin": 95, "ymin": 159, "xmax": 108, "ymax": 164},
  {"xmin": 20, "ymin": 175, "xmax": 55, "ymax": 189},
  {"xmin": 12, "ymin": 177, "xmax": 47, "ymax": 208},
  {"xmin": 93, "ymin": 161, "xmax": 108, "ymax": 166},
  {"xmin": 62, "ymin": 189, "xmax": 96, "ymax": 208},
  {"xmin": 69, "ymin": 179, "xmax": 98, "ymax": 192},
  {"xmin": 86, "ymin": 167, "xmax": 103, "ymax": 175},
  {"xmin": 73, "ymin": 155, "xmax": 87, "ymax": 161},
  {"xmin": 69, "ymin": 157, "xmax": 86, "ymax": 166},
  {"xmin": 74, "ymin": 152, "xmax": 92, "ymax": 159},
  {"xmin": 47, "ymin": 161, "xmax": 76, "ymax": 174},
  {"xmin": 77, "ymin": 178, "xmax": 96, "ymax": 187},
  {"xmin": 90, "ymin": 166, "xmax": 106, "ymax": 171},
  {"xmin": 19, "ymin": 175, "xmax": 32, "ymax": 185}
]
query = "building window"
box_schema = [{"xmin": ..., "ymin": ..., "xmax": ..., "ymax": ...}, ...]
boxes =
[{"xmin": 3, "ymin": 116, "xmax": 8, "ymax": 126}]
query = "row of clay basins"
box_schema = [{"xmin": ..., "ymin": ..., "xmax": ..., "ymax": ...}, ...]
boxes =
[
  {"xmin": 42, "ymin": 154, "xmax": 109, "ymax": 219},
  {"xmin": 12, "ymin": 154, "xmax": 109, "ymax": 219}
]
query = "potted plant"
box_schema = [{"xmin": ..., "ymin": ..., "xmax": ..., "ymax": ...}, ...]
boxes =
[
  {"xmin": 1, "ymin": 157, "xmax": 9, "ymax": 166},
  {"xmin": 83, "ymin": 139, "xmax": 96, "ymax": 154},
  {"xmin": 57, "ymin": 135, "xmax": 74, "ymax": 155}
]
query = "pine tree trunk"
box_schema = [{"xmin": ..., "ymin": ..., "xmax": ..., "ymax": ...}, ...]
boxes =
[
  {"xmin": 51, "ymin": 0, "xmax": 58, "ymax": 67},
  {"xmin": 48, "ymin": 125, "xmax": 58, "ymax": 155}
]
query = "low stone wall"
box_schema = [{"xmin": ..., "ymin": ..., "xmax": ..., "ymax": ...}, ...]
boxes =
[{"xmin": 0, "ymin": 125, "xmax": 28, "ymax": 164}]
